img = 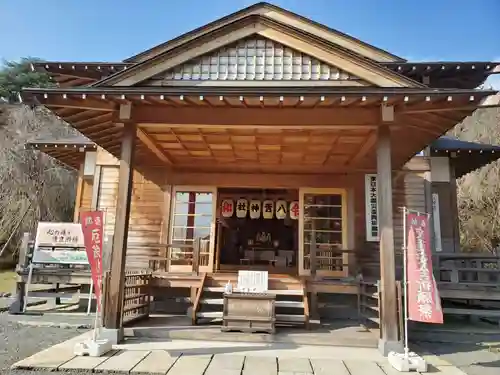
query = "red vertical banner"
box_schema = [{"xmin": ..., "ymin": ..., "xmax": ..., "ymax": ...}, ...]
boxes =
[
  {"xmin": 80, "ymin": 211, "xmax": 104, "ymax": 312},
  {"xmin": 406, "ymin": 212, "xmax": 443, "ymax": 323}
]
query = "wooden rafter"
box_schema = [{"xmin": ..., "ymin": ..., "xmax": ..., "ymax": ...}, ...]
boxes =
[{"xmin": 136, "ymin": 128, "xmax": 173, "ymax": 165}]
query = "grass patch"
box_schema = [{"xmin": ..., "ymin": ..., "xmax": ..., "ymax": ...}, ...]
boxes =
[{"xmin": 0, "ymin": 269, "xmax": 16, "ymax": 293}]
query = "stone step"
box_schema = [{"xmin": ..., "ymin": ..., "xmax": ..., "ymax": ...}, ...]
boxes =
[
  {"xmin": 200, "ymin": 298, "xmax": 304, "ymax": 308},
  {"xmin": 203, "ymin": 287, "xmax": 303, "ymax": 296},
  {"xmin": 196, "ymin": 311, "xmax": 306, "ymax": 322}
]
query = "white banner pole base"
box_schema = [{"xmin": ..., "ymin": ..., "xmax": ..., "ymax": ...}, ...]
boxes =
[
  {"xmin": 388, "ymin": 351, "xmax": 428, "ymax": 373},
  {"xmin": 74, "ymin": 338, "xmax": 112, "ymax": 357}
]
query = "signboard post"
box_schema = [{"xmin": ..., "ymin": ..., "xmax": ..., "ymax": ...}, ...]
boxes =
[{"xmin": 24, "ymin": 222, "xmax": 90, "ymax": 312}]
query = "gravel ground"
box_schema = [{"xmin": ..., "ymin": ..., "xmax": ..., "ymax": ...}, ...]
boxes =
[{"xmin": 0, "ymin": 312, "xmax": 87, "ymax": 375}]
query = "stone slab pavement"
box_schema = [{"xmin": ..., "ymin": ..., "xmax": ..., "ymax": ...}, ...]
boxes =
[{"xmin": 11, "ymin": 332, "xmax": 470, "ymax": 374}]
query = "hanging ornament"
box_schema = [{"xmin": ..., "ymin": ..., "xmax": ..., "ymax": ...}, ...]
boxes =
[
  {"xmin": 236, "ymin": 198, "xmax": 248, "ymax": 218},
  {"xmin": 249, "ymin": 200, "xmax": 261, "ymax": 219},
  {"xmin": 289, "ymin": 201, "xmax": 300, "ymax": 220},
  {"xmin": 275, "ymin": 200, "xmax": 288, "ymax": 220},
  {"xmin": 220, "ymin": 199, "xmax": 234, "ymax": 218},
  {"xmin": 262, "ymin": 200, "xmax": 274, "ymax": 219}
]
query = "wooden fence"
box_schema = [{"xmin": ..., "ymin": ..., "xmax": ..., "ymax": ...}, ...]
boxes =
[
  {"xmin": 358, "ymin": 280, "xmax": 403, "ymax": 341},
  {"xmin": 122, "ymin": 271, "xmax": 151, "ymax": 326}
]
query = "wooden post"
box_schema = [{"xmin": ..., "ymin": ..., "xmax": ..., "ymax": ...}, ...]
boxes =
[
  {"xmin": 91, "ymin": 165, "xmax": 102, "ymax": 211},
  {"xmin": 376, "ymin": 125, "xmax": 400, "ymax": 355},
  {"xmin": 10, "ymin": 232, "xmax": 31, "ymax": 314},
  {"xmin": 448, "ymin": 159, "xmax": 460, "ymax": 252},
  {"xmin": 73, "ymin": 166, "xmax": 84, "ymax": 223},
  {"xmin": 310, "ymin": 216, "xmax": 317, "ymax": 278},
  {"xmin": 104, "ymin": 121, "xmax": 136, "ymax": 331},
  {"xmin": 192, "ymin": 237, "xmax": 201, "ymax": 275}
]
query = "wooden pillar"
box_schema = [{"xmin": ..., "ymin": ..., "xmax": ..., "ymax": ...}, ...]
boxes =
[
  {"xmin": 73, "ymin": 166, "xmax": 84, "ymax": 223},
  {"xmin": 448, "ymin": 159, "xmax": 460, "ymax": 252},
  {"xmin": 376, "ymin": 125, "xmax": 400, "ymax": 354},
  {"xmin": 104, "ymin": 121, "xmax": 136, "ymax": 330}
]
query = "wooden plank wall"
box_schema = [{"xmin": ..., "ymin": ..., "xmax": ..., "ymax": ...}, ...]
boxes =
[
  {"xmin": 356, "ymin": 157, "xmax": 429, "ymax": 278},
  {"xmin": 80, "ymin": 179, "xmax": 93, "ymax": 213},
  {"xmin": 97, "ymin": 166, "xmax": 166, "ymax": 269}
]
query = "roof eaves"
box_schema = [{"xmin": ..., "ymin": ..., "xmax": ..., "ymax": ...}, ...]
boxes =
[{"xmin": 94, "ymin": 14, "xmax": 422, "ymax": 88}]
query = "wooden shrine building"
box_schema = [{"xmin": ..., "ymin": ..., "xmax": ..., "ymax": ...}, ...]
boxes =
[{"xmin": 21, "ymin": 2, "xmax": 500, "ymax": 353}]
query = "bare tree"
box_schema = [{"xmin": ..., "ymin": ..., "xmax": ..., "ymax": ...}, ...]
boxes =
[
  {"xmin": 450, "ymin": 108, "xmax": 500, "ymax": 252},
  {"xmin": 0, "ymin": 104, "xmax": 77, "ymax": 261}
]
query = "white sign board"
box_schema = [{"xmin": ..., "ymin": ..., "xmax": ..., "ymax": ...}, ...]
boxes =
[
  {"xmin": 432, "ymin": 193, "xmax": 443, "ymax": 252},
  {"xmin": 33, "ymin": 222, "xmax": 88, "ymax": 265},
  {"xmin": 237, "ymin": 270, "xmax": 268, "ymax": 293},
  {"xmin": 365, "ymin": 174, "xmax": 379, "ymax": 241}
]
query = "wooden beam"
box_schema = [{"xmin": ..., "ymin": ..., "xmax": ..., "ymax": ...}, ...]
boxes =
[
  {"xmin": 140, "ymin": 123, "xmax": 379, "ymax": 131},
  {"xmin": 91, "ymin": 165, "xmax": 102, "ymax": 210},
  {"xmin": 376, "ymin": 124, "xmax": 399, "ymax": 352},
  {"xmin": 104, "ymin": 121, "xmax": 136, "ymax": 331},
  {"xmin": 136, "ymin": 128, "xmax": 173, "ymax": 165},
  {"xmin": 133, "ymin": 106, "xmax": 378, "ymax": 126},
  {"xmin": 170, "ymin": 171, "xmax": 360, "ymax": 189},
  {"xmin": 348, "ymin": 131, "xmax": 377, "ymax": 165},
  {"xmin": 39, "ymin": 96, "xmax": 116, "ymax": 111},
  {"xmin": 398, "ymin": 94, "xmax": 499, "ymax": 114},
  {"xmin": 73, "ymin": 166, "xmax": 84, "ymax": 223}
]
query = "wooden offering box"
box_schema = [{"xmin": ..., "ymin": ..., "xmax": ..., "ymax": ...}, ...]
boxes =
[{"xmin": 222, "ymin": 292, "xmax": 276, "ymax": 334}]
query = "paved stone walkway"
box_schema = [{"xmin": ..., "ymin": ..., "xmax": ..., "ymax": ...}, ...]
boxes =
[{"xmin": 11, "ymin": 332, "xmax": 469, "ymax": 374}]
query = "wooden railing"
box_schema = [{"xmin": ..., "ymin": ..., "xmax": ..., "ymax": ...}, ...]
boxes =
[
  {"xmin": 307, "ymin": 243, "xmax": 353, "ymax": 277},
  {"xmin": 121, "ymin": 271, "xmax": 151, "ymax": 326},
  {"xmin": 358, "ymin": 280, "xmax": 403, "ymax": 341},
  {"xmin": 146, "ymin": 238, "xmax": 204, "ymax": 274},
  {"xmin": 434, "ymin": 253, "xmax": 500, "ymax": 285}
]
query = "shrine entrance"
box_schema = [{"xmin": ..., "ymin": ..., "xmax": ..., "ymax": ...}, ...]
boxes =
[{"xmin": 215, "ymin": 188, "xmax": 299, "ymax": 274}]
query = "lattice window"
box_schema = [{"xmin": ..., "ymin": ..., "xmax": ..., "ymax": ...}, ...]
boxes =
[{"xmin": 156, "ymin": 37, "xmax": 360, "ymax": 81}]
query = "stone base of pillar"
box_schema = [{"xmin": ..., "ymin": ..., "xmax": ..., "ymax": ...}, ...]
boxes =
[
  {"xmin": 378, "ymin": 338, "xmax": 403, "ymax": 357},
  {"xmin": 99, "ymin": 328, "xmax": 124, "ymax": 345}
]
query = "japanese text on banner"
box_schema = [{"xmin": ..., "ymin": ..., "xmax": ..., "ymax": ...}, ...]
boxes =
[
  {"xmin": 80, "ymin": 211, "xmax": 104, "ymax": 312},
  {"xmin": 406, "ymin": 212, "xmax": 443, "ymax": 324}
]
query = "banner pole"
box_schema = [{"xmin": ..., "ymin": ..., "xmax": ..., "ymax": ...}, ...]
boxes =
[{"xmin": 402, "ymin": 206, "xmax": 409, "ymax": 358}]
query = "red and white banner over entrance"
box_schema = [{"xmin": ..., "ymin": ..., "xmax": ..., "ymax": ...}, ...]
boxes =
[
  {"xmin": 80, "ymin": 211, "xmax": 104, "ymax": 312},
  {"xmin": 406, "ymin": 212, "xmax": 443, "ymax": 324}
]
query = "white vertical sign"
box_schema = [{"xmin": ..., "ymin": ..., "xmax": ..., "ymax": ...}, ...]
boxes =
[
  {"xmin": 432, "ymin": 193, "xmax": 443, "ymax": 252},
  {"xmin": 365, "ymin": 174, "xmax": 379, "ymax": 241}
]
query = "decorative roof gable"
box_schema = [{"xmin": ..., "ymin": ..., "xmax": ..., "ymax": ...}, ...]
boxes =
[{"xmin": 144, "ymin": 36, "xmax": 368, "ymax": 86}]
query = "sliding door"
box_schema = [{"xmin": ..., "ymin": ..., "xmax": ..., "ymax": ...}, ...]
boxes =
[
  {"xmin": 299, "ymin": 188, "xmax": 348, "ymax": 277},
  {"xmin": 169, "ymin": 186, "xmax": 217, "ymax": 273}
]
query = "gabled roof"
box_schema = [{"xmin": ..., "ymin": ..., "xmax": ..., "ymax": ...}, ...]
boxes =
[
  {"xmin": 32, "ymin": 60, "xmax": 500, "ymax": 90},
  {"xmin": 94, "ymin": 15, "xmax": 423, "ymax": 88},
  {"xmin": 431, "ymin": 136, "xmax": 500, "ymax": 177},
  {"xmin": 125, "ymin": 2, "xmax": 405, "ymax": 64}
]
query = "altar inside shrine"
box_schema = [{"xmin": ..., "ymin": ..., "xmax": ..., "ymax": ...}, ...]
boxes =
[{"xmin": 217, "ymin": 188, "xmax": 299, "ymax": 273}]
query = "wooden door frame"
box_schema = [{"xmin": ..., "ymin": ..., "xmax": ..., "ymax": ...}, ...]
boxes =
[
  {"xmin": 298, "ymin": 187, "xmax": 349, "ymax": 277},
  {"xmin": 169, "ymin": 185, "xmax": 217, "ymax": 273}
]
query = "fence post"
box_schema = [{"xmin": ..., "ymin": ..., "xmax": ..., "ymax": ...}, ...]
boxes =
[
  {"xmin": 10, "ymin": 233, "xmax": 31, "ymax": 314},
  {"xmin": 192, "ymin": 238, "xmax": 201, "ymax": 275}
]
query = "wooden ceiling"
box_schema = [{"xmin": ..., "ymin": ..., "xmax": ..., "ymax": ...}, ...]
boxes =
[{"xmin": 141, "ymin": 125, "xmax": 375, "ymax": 173}]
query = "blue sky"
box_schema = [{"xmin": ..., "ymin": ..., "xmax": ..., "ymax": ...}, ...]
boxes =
[{"xmin": 1, "ymin": 0, "xmax": 499, "ymax": 86}]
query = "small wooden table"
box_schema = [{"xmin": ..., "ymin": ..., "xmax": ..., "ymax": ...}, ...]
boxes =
[{"xmin": 222, "ymin": 292, "xmax": 276, "ymax": 334}]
